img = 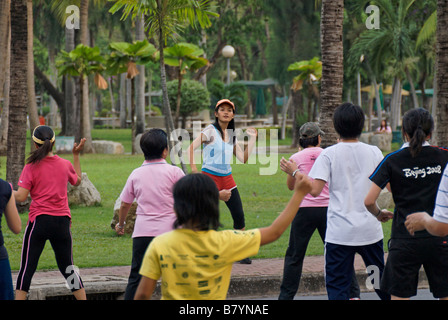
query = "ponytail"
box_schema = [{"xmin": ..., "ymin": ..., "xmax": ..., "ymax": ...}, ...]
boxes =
[
  {"xmin": 408, "ymin": 126, "xmax": 426, "ymax": 158},
  {"xmin": 27, "ymin": 125, "xmax": 55, "ymax": 164},
  {"xmin": 27, "ymin": 140, "xmax": 54, "ymax": 164},
  {"xmin": 402, "ymin": 108, "xmax": 434, "ymax": 158}
]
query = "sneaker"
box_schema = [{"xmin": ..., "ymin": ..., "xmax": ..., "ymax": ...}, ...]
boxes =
[
  {"xmin": 349, "ymin": 297, "xmax": 360, "ymax": 300},
  {"xmin": 238, "ymin": 257, "xmax": 252, "ymax": 264}
]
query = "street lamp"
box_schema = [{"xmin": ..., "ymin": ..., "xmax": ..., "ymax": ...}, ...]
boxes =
[{"xmin": 222, "ymin": 45, "xmax": 235, "ymax": 85}]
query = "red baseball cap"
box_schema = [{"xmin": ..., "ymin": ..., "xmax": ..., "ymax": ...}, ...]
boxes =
[{"xmin": 215, "ymin": 99, "xmax": 235, "ymax": 110}]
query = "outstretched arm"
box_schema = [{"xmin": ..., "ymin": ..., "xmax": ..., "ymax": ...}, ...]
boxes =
[{"xmin": 187, "ymin": 133, "xmax": 206, "ymax": 173}]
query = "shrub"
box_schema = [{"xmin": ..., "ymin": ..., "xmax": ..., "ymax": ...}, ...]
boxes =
[{"xmin": 167, "ymin": 79, "xmax": 210, "ymax": 123}]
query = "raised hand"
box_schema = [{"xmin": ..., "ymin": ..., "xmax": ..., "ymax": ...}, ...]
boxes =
[{"xmin": 73, "ymin": 138, "xmax": 86, "ymax": 155}]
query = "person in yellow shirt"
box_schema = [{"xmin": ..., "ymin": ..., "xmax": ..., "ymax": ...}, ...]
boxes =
[{"xmin": 134, "ymin": 172, "xmax": 312, "ymax": 300}]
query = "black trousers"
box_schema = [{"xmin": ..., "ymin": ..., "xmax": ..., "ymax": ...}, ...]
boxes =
[
  {"xmin": 124, "ymin": 236, "xmax": 154, "ymax": 300},
  {"xmin": 16, "ymin": 215, "xmax": 83, "ymax": 293},
  {"xmin": 225, "ymin": 188, "xmax": 245, "ymax": 230},
  {"xmin": 278, "ymin": 207, "xmax": 360, "ymax": 300}
]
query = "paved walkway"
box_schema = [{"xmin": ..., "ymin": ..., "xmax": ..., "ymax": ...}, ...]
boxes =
[{"xmin": 12, "ymin": 254, "xmax": 379, "ymax": 300}]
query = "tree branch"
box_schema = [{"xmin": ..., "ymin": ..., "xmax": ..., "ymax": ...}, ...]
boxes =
[{"xmin": 34, "ymin": 62, "xmax": 65, "ymax": 109}]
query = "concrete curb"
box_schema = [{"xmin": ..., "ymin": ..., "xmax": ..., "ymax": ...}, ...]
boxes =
[{"xmin": 23, "ymin": 270, "xmax": 429, "ymax": 300}]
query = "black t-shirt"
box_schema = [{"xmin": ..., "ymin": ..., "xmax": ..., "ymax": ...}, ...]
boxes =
[
  {"xmin": 370, "ymin": 145, "xmax": 448, "ymax": 239},
  {"xmin": 0, "ymin": 179, "xmax": 12, "ymax": 259}
]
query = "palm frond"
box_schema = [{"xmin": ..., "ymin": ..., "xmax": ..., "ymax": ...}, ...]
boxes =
[{"xmin": 416, "ymin": 10, "xmax": 437, "ymax": 48}]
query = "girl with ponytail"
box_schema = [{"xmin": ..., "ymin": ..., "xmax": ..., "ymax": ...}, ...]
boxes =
[
  {"xmin": 365, "ymin": 108, "xmax": 448, "ymax": 300},
  {"xmin": 14, "ymin": 126, "xmax": 87, "ymax": 300},
  {"xmin": 401, "ymin": 108, "xmax": 434, "ymax": 158}
]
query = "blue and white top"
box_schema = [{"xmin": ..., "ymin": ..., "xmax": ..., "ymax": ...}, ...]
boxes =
[{"xmin": 201, "ymin": 124, "xmax": 235, "ymax": 176}]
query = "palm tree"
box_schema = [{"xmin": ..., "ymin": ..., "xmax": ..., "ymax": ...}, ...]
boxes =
[
  {"xmin": 106, "ymin": 39, "xmax": 158, "ymax": 154},
  {"xmin": 109, "ymin": 0, "xmax": 218, "ymax": 171},
  {"xmin": 56, "ymin": 44, "xmax": 109, "ymax": 153},
  {"xmin": 349, "ymin": 0, "xmax": 419, "ymax": 131},
  {"xmin": 288, "ymin": 57, "xmax": 322, "ymax": 122},
  {"xmin": 319, "ymin": 0, "xmax": 344, "ymax": 147},
  {"xmin": 164, "ymin": 42, "xmax": 208, "ymax": 127},
  {"xmin": 7, "ymin": 0, "xmax": 28, "ymax": 189},
  {"xmin": 434, "ymin": 0, "xmax": 448, "ymax": 146},
  {"xmin": 50, "ymin": 0, "xmax": 108, "ymax": 149}
]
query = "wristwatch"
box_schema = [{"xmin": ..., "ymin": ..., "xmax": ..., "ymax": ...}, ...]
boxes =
[{"xmin": 292, "ymin": 169, "xmax": 300, "ymax": 177}]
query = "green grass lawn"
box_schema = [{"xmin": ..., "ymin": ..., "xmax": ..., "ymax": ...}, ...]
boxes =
[{"xmin": 0, "ymin": 128, "xmax": 393, "ymax": 272}]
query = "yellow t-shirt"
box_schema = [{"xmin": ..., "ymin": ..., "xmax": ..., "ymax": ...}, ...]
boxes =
[{"xmin": 139, "ymin": 228, "xmax": 261, "ymax": 300}]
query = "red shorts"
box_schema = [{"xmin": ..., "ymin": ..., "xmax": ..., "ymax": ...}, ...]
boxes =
[{"xmin": 202, "ymin": 171, "xmax": 237, "ymax": 191}]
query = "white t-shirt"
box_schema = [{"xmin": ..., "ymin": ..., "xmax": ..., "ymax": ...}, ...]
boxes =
[
  {"xmin": 309, "ymin": 141, "xmax": 384, "ymax": 246},
  {"xmin": 433, "ymin": 165, "xmax": 448, "ymax": 224}
]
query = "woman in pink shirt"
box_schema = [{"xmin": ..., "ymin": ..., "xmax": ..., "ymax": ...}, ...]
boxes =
[
  {"xmin": 115, "ymin": 128, "xmax": 185, "ymax": 300},
  {"xmin": 278, "ymin": 122, "xmax": 359, "ymax": 300},
  {"xmin": 14, "ymin": 125, "xmax": 86, "ymax": 300}
]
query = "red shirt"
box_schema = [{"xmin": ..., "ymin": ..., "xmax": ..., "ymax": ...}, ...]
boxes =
[{"xmin": 18, "ymin": 155, "xmax": 78, "ymax": 222}]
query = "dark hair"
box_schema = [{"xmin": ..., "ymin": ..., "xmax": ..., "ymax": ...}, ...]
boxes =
[
  {"xmin": 173, "ymin": 173, "xmax": 222, "ymax": 231},
  {"xmin": 27, "ymin": 126, "xmax": 55, "ymax": 164},
  {"xmin": 299, "ymin": 135, "xmax": 319, "ymax": 149},
  {"xmin": 213, "ymin": 103, "xmax": 236, "ymax": 145},
  {"xmin": 140, "ymin": 128, "xmax": 168, "ymax": 160},
  {"xmin": 402, "ymin": 108, "xmax": 434, "ymax": 157},
  {"xmin": 333, "ymin": 102, "xmax": 365, "ymax": 139}
]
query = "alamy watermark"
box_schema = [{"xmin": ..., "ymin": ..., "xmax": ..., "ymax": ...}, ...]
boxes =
[
  {"xmin": 169, "ymin": 121, "xmax": 279, "ymax": 176},
  {"xmin": 65, "ymin": 265, "xmax": 82, "ymax": 290},
  {"xmin": 365, "ymin": 5, "xmax": 380, "ymax": 30},
  {"xmin": 365, "ymin": 265, "xmax": 381, "ymax": 290},
  {"xmin": 66, "ymin": 5, "xmax": 80, "ymax": 30}
]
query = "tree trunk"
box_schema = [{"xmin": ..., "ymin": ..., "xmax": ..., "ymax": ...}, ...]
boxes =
[
  {"xmin": 290, "ymin": 89, "xmax": 302, "ymax": 148},
  {"xmin": 390, "ymin": 77, "xmax": 402, "ymax": 131},
  {"xmin": 7, "ymin": 0, "xmax": 28, "ymax": 190},
  {"xmin": 135, "ymin": 14, "xmax": 146, "ymax": 135},
  {"xmin": 0, "ymin": 0, "xmax": 10, "ymax": 155},
  {"xmin": 27, "ymin": 0, "xmax": 39, "ymax": 145},
  {"xmin": 434, "ymin": 0, "xmax": 448, "ymax": 146},
  {"xmin": 48, "ymin": 48, "xmax": 58, "ymax": 127},
  {"xmin": 0, "ymin": 24, "xmax": 10, "ymax": 156},
  {"xmin": 405, "ymin": 66, "xmax": 419, "ymax": 109},
  {"xmin": 280, "ymin": 86, "xmax": 290, "ymax": 140},
  {"xmin": 131, "ymin": 78, "xmax": 136, "ymax": 154},
  {"xmin": 319, "ymin": 0, "xmax": 344, "ymax": 148},
  {"xmin": 158, "ymin": 22, "xmax": 187, "ymax": 173},
  {"xmin": 79, "ymin": 0, "xmax": 93, "ymax": 153},
  {"xmin": 119, "ymin": 73, "xmax": 127, "ymax": 128},
  {"xmin": 175, "ymin": 71, "xmax": 183, "ymax": 128},
  {"xmin": 271, "ymin": 86, "xmax": 278, "ymax": 125},
  {"xmin": 64, "ymin": 26, "xmax": 80, "ymax": 140},
  {"xmin": 0, "ymin": 0, "xmax": 10, "ymax": 103}
]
